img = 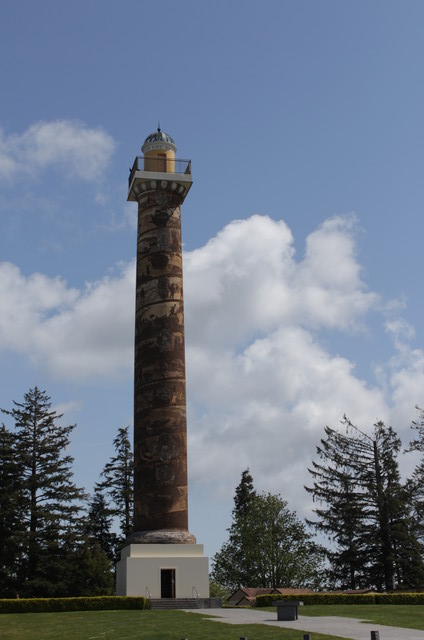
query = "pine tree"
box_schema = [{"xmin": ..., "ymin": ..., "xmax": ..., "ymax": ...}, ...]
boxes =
[
  {"xmin": 233, "ymin": 468, "xmax": 256, "ymax": 516},
  {"xmin": 97, "ymin": 426, "xmax": 134, "ymax": 540},
  {"xmin": 406, "ymin": 406, "xmax": 424, "ymax": 545},
  {"xmin": 214, "ymin": 469, "xmax": 257, "ymax": 588},
  {"xmin": 63, "ymin": 539, "xmax": 114, "ymax": 596},
  {"xmin": 1, "ymin": 387, "xmax": 86, "ymax": 596},
  {"xmin": 84, "ymin": 489, "xmax": 117, "ymax": 563},
  {"xmin": 0, "ymin": 424, "xmax": 24, "ymax": 596},
  {"xmin": 348, "ymin": 419, "xmax": 424, "ymax": 590},
  {"xmin": 307, "ymin": 417, "xmax": 424, "ymax": 590},
  {"xmin": 305, "ymin": 425, "xmax": 367, "ymax": 589}
]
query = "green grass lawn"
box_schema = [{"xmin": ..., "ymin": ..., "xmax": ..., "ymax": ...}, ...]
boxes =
[
  {"xmin": 0, "ymin": 609, "xmax": 345, "ymax": 640},
  {"xmin": 3, "ymin": 605, "xmax": 424, "ymax": 640},
  {"xmin": 259, "ymin": 603, "xmax": 424, "ymax": 630}
]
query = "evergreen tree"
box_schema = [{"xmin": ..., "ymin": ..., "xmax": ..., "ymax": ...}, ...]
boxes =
[
  {"xmin": 84, "ymin": 489, "xmax": 116, "ymax": 563},
  {"xmin": 359, "ymin": 421, "xmax": 399, "ymax": 590},
  {"xmin": 213, "ymin": 469, "xmax": 257, "ymax": 588},
  {"xmin": 1, "ymin": 387, "xmax": 86, "ymax": 596},
  {"xmin": 347, "ymin": 419, "xmax": 424, "ymax": 590},
  {"xmin": 305, "ymin": 425, "xmax": 367, "ymax": 590},
  {"xmin": 62, "ymin": 539, "xmax": 114, "ymax": 596},
  {"xmin": 0, "ymin": 424, "xmax": 24, "ymax": 596},
  {"xmin": 407, "ymin": 459, "xmax": 424, "ymax": 547},
  {"xmin": 407, "ymin": 405, "xmax": 424, "ymax": 453},
  {"xmin": 406, "ymin": 406, "xmax": 424, "ymax": 545},
  {"xmin": 233, "ymin": 468, "xmax": 256, "ymax": 516},
  {"xmin": 307, "ymin": 417, "xmax": 424, "ymax": 590},
  {"xmin": 97, "ymin": 426, "xmax": 134, "ymax": 540}
]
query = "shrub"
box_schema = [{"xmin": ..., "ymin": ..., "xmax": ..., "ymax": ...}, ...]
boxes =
[
  {"xmin": 256, "ymin": 592, "xmax": 424, "ymax": 606},
  {"xmin": 0, "ymin": 596, "xmax": 145, "ymax": 614},
  {"xmin": 375, "ymin": 593, "xmax": 424, "ymax": 605},
  {"xmin": 257, "ymin": 593, "xmax": 377, "ymax": 606}
]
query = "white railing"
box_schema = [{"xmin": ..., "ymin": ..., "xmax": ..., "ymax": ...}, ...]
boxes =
[{"xmin": 192, "ymin": 586, "xmax": 199, "ymax": 598}]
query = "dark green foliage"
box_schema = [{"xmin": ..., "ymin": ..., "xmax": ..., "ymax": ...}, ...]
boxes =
[
  {"xmin": 305, "ymin": 425, "xmax": 367, "ymax": 590},
  {"xmin": 257, "ymin": 592, "xmax": 424, "ymax": 606},
  {"xmin": 306, "ymin": 417, "xmax": 424, "ymax": 591},
  {"xmin": 407, "ymin": 406, "xmax": 424, "ymax": 453},
  {"xmin": 1, "ymin": 387, "xmax": 86, "ymax": 597},
  {"xmin": 0, "ymin": 389, "xmax": 137, "ymax": 597},
  {"xmin": 0, "ymin": 423, "xmax": 24, "ymax": 596},
  {"xmin": 0, "ymin": 596, "xmax": 145, "ymax": 614},
  {"xmin": 408, "ymin": 459, "xmax": 424, "ymax": 544},
  {"xmin": 257, "ymin": 593, "xmax": 378, "ymax": 606},
  {"xmin": 208, "ymin": 579, "xmax": 230, "ymax": 601},
  {"xmin": 63, "ymin": 539, "xmax": 115, "ymax": 596},
  {"xmin": 233, "ymin": 468, "xmax": 256, "ymax": 516},
  {"xmin": 348, "ymin": 420, "xmax": 424, "ymax": 590},
  {"xmin": 97, "ymin": 426, "xmax": 134, "ymax": 540},
  {"xmin": 406, "ymin": 407, "xmax": 424, "ymax": 548},
  {"xmin": 212, "ymin": 471, "xmax": 323, "ymax": 590},
  {"xmin": 84, "ymin": 489, "xmax": 117, "ymax": 562},
  {"xmin": 374, "ymin": 592, "xmax": 424, "ymax": 604}
]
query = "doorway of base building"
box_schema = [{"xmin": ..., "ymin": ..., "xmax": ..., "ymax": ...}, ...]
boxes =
[{"xmin": 161, "ymin": 569, "xmax": 176, "ymax": 598}]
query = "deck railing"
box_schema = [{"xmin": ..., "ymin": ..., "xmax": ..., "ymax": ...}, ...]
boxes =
[{"xmin": 129, "ymin": 156, "xmax": 191, "ymax": 188}]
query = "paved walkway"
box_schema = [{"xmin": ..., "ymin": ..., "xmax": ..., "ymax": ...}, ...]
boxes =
[{"xmin": 185, "ymin": 607, "xmax": 424, "ymax": 640}]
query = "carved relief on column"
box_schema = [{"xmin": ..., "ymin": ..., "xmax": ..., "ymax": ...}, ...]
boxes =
[{"xmin": 131, "ymin": 188, "xmax": 195, "ymax": 544}]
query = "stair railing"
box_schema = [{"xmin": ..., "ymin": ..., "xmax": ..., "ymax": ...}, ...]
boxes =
[{"xmin": 192, "ymin": 586, "xmax": 199, "ymax": 598}]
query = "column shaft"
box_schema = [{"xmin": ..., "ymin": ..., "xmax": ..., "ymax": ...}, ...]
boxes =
[{"xmin": 132, "ymin": 189, "xmax": 194, "ymax": 542}]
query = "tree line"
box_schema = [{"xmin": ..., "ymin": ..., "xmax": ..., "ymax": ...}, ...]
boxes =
[
  {"xmin": 4, "ymin": 386, "xmax": 424, "ymax": 597},
  {"xmin": 0, "ymin": 387, "xmax": 134, "ymax": 598},
  {"xmin": 212, "ymin": 412, "xmax": 424, "ymax": 593}
]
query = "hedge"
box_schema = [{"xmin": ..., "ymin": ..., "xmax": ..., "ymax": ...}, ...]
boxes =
[
  {"xmin": 256, "ymin": 592, "xmax": 424, "ymax": 606},
  {"xmin": 0, "ymin": 596, "xmax": 146, "ymax": 614},
  {"xmin": 375, "ymin": 593, "xmax": 424, "ymax": 605}
]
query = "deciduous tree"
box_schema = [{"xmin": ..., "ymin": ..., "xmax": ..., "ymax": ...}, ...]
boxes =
[{"xmin": 212, "ymin": 471, "xmax": 323, "ymax": 590}]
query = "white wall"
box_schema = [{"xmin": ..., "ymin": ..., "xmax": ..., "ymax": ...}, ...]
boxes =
[{"xmin": 116, "ymin": 544, "xmax": 209, "ymax": 598}]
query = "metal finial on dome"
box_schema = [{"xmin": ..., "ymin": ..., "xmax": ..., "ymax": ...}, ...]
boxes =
[{"xmin": 142, "ymin": 126, "xmax": 177, "ymax": 154}]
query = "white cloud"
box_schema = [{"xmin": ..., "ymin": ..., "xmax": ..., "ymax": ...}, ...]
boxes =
[
  {"xmin": 0, "ymin": 261, "xmax": 134, "ymax": 379},
  {"xmin": 53, "ymin": 400, "xmax": 83, "ymax": 420},
  {"xmin": 184, "ymin": 214, "xmax": 378, "ymax": 351},
  {"xmin": 0, "ymin": 120, "xmax": 115, "ymax": 183},
  {"xmin": 182, "ymin": 215, "xmax": 424, "ymax": 512},
  {"xmin": 1, "ymin": 213, "xmax": 423, "ymax": 526},
  {"xmin": 0, "ymin": 262, "xmax": 79, "ymax": 352}
]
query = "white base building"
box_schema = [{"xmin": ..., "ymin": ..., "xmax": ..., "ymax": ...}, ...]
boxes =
[{"xmin": 116, "ymin": 543, "xmax": 209, "ymax": 599}]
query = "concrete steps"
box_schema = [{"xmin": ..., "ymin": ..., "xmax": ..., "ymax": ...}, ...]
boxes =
[{"xmin": 150, "ymin": 598, "xmax": 201, "ymax": 610}]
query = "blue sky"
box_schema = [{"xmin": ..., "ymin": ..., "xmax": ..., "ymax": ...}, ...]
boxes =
[{"xmin": 1, "ymin": 0, "xmax": 424, "ymax": 559}]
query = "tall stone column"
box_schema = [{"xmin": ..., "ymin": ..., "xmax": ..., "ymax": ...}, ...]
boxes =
[
  {"xmin": 130, "ymin": 187, "xmax": 195, "ymax": 543},
  {"xmin": 117, "ymin": 129, "xmax": 209, "ymax": 600}
]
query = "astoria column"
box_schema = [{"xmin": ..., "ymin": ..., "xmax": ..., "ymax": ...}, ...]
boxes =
[{"xmin": 127, "ymin": 128, "xmax": 195, "ymax": 545}]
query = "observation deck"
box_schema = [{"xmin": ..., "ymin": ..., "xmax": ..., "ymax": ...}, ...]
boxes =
[{"xmin": 128, "ymin": 156, "xmax": 192, "ymax": 202}]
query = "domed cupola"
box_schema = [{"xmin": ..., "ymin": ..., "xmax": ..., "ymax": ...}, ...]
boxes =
[
  {"xmin": 141, "ymin": 126, "xmax": 176, "ymax": 172},
  {"xmin": 128, "ymin": 126, "xmax": 192, "ymax": 201},
  {"xmin": 142, "ymin": 126, "xmax": 177, "ymax": 154}
]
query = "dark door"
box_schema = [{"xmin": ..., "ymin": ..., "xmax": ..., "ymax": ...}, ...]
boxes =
[{"xmin": 161, "ymin": 569, "xmax": 175, "ymax": 598}]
